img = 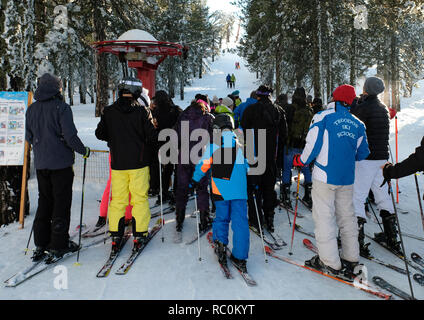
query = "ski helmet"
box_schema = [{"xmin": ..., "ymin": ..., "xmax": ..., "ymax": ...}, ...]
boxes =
[
  {"xmin": 213, "ymin": 113, "xmax": 234, "ymax": 130},
  {"xmin": 118, "ymin": 77, "xmax": 143, "ymax": 99}
]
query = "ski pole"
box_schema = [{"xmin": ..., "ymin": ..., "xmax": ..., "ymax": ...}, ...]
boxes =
[
  {"xmin": 194, "ymin": 188, "xmax": 201, "ymax": 262},
  {"xmin": 414, "ymin": 174, "xmax": 424, "ymax": 232},
  {"xmin": 158, "ymin": 152, "xmax": 165, "ymax": 242},
  {"xmin": 388, "ymin": 181, "xmax": 415, "ymax": 299},
  {"xmin": 24, "ymin": 223, "xmax": 34, "ymax": 255},
  {"xmin": 289, "ymin": 168, "xmax": 301, "ymax": 255},
  {"xmin": 367, "ymin": 198, "xmax": 384, "ymax": 234},
  {"xmin": 75, "ymin": 157, "xmax": 87, "ymax": 265},
  {"xmin": 252, "ymin": 189, "xmax": 268, "ymax": 263}
]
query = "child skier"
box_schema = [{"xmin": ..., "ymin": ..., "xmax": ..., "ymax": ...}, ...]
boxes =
[{"xmin": 192, "ymin": 113, "xmax": 250, "ymax": 271}]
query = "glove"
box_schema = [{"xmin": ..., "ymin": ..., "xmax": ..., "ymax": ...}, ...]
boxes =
[
  {"xmin": 83, "ymin": 147, "xmax": 91, "ymax": 159},
  {"xmin": 380, "ymin": 162, "xmax": 393, "ymax": 187},
  {"xmin": 293, "ymin": 154, "xmax": 304, "ymax": 167}
]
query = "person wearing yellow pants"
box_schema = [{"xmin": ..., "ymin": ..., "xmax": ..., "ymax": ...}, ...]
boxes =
[
  {"xmin": 95, "ymin": 77, "xmax": 158, "ymax": 253},
  {"xmin": 109, "ymin": 167, "xmax": 151, "ymax": 239}
]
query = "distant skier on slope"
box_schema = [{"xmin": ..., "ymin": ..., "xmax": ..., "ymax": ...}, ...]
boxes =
[
  {"xmin": 26, "ymin": 73, "xmax": 91, "ymax": 261},
  {"xmin": 95, "ymin": 77, "xmax": 158, "ymax": 254},
  {"xmin": 295, "ymin": 84, "xmax": 370, "ymax": 281},
  {"xmin": 226, "ymin": 74, "xmax": 232, "ymax": 88},
  {"xmin": 350, "ymin": 76, "xmax": 402, "ymax": 257},
  {"xmin": 192, "ymin": 113, "xmax": 250, "ymax": 272}
]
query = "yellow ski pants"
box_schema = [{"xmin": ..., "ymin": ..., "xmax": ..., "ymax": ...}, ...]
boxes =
[{"xmin": 109, "ymin": 167, "xmax": 151, "ymax": 234}]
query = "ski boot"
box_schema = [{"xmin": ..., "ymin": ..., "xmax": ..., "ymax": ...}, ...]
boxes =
[
  {"xmin": 95, "ymin": 216, "xmax": 106, "ymax": 229},
  {"xmin": 280, "ymin": 184, "xmax": 292, "ymax": 210},
  {"xmin": 111, "ymin": 236, "xmax": 123, "ymax": 254},
  {"xmin": 264, "ymin": 213, "xmax": 275, "ymax": 233},
  {"xmin": 31, "ymin": 247, "xmax": 47, "ymax": 262},
  {"xmin": 305, "ymin": 255, "xmax": 340, "ymax": 278},
  {"xmin": 133, "ymin": 232, "xmax": 148, "ymax": 253},
  {"xmin": 302, "ymin": 183, "xmax": 313, "ymax": 209},
  {"xmin": 46, "ymin": 240, "xmax": 79, "ymax": 263},
  {"xmin": 374, "ymin": 210, "xmax": 402, "ymax": 255},
  {"xmin": 230, "ymin": 254, "xmax": 247, "ymax": 273},
  {"xmin": 214, "ymin": 240, "xmax": 227, "ymax": 266},
  {"xmin": 148, "ymin": 188, "xmax": 159, "ymax": 197},
  {"xmin": 357, "ymin": 217, "xmax": 371, "ymax": 258},
  {"xmin": 340, "ymin": 259, "xmax": 362, "ymax": 282}
]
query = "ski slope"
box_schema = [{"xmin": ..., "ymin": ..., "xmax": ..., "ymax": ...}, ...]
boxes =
[{"xmin": 0, "ymin": 52, "xmax": 424, "ymax": 300}]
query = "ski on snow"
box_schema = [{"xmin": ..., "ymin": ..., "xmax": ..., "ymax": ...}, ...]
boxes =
[
  {"xmin": 413, "ymin": 273, "xmax": 424, "ymax": 286},
  {"xmin": 297, "ymin": 225, "xmax": 407, "ymax": 275},
  {"xmin": 366, "ymin": 234, "xmax": 424, "ymax": 274},
  {"xmin": 206, "ymin": 232, "xmax": 233, "ymax": 279},
  {"xmin": 5, "ymin": 237, "xmax": 107, "ymax": 287},
  {"xmin": 225, "ymin": 247, "xmax": 257, "ymax": 286},
  {"xmin": 372, "ymin": 276, "xmax": 416, "ymax": 300},
  {"xmin": 96, "ymin": 232, "xmax": 131, "ymax": 278},
  {"xmin": 114, "ymin": 219, "xmax": 163, "ymax": 275},
  {"xmin": 249, "ymin": 226, "xmax": 283, "ymax": 250},
  {"xmin": 278, "ymin": 203, "xmax": 304, "ymax": 218},
  {"xmin": 185, "ymin": 224, "xmax": 212, "ymax": 245},
  {"xmin": 291, "ymin": 191, "xmax": 312, "ymax": 211},
  {"xmin": 265, "ymin": 245, "xmax": 391, "ymax": 300}
]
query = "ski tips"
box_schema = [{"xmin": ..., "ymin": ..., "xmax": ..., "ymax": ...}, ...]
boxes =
[
  {"xmin": 264, "ymin": 245, "xmax": 273, "ymax": 254},
  {"xmin": 303, "ymin": 238, "xmax": 312, "ymax": 245}
]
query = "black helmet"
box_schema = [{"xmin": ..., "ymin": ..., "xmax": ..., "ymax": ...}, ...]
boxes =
[
  {"xmin": 213, "ymin": 113, "xmax": 234, "ymax": 130},
  {"xmin": 118, "ymin": 77, "xmax": 143, "ymax": 99}
]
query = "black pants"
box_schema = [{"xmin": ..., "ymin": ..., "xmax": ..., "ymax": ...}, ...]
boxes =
[
  {"xmin": 162, "ymin": 163, "xmax": 174, "ymax": 194},
  {"xmin": 34, "ymin": 167, "xmax": 74, "ymax": 250},
  {"xmin": 247, "ymin": 162, "xmax": 278, "ymax": 228}
]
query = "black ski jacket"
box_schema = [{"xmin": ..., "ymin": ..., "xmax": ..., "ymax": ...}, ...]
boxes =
[
  {"xmin": 241, "ymin": 97, "xmax": 283, "ymax": 164},
  {"xmin": 95, "ymin": 98, "xmax": 158, "ymax": 170},
  {"xmin": 350, "ymin": 95, "xmax": 390, "ymax": 160},
  {"xmin": 385, "ymin": 136, "xmax": 424, "ymax": 179}
]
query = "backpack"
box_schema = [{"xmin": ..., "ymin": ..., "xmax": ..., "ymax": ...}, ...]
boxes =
[{"xmin": 287, "ymin": 104, "xmax": 313, "ymax": 148}]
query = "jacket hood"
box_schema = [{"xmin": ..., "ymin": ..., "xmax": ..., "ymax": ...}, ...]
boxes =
[
  {"xmin": 34, "ymin": 73, "xmax": 62, "ymax": 101},
  {"xmin": 114, "ymin": 97, "xmax": 140, "ymax": 114}
]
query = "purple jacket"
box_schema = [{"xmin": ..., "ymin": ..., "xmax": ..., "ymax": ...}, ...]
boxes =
[{"xmin": 174, "ymin": 103, "xmax": 214, "ymax": 165}]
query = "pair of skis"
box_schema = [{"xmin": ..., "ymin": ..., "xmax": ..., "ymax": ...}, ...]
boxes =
[
  {"xmin": 207, "ymin": 232, "xmax": 257, "ymax": 286},
  {"xmin": 5, "ymin": 236, "xmax": 107, "ymax": 287},
  {"xmin": 295, "ymin": 224, "xmax": 408, "ymax": 275},
  {"xmin": 96, "ymin": 219, "xmax": 163, "ymax": 277},
  {"xmin": 249, "ymin": 226, "xmax": 286, "ymax": 250},
  {"xmin": 303, "ymin": 238, "xmax": 415, "ymax": 300}
]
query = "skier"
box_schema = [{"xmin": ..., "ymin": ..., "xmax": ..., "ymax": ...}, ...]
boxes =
[
  {"xmin": 174, "ymin": 96, "xmax": 214, "ymax": 241},
  {"xmin": 95, "ymin": 90, "xmax": 151, "ymax": 231},
  {"xmin": 241, "ymin": 85, "xmax": 283, "ymax": 233},
  {"xmin": 295, "ymin": 84, "xmax": 370, "ymax": 280},
  {"xmin": 281, "ymin": 87, "xmax": 314, "ymax": 209},
  {"xmin": 229, "ymin": 90, "xmax": 242, "ymax": 107},
  {"xmin": 192, "ymin": 114, "xmax": 250, "ymax": 271},
  {"xmin": 350, "ymin": 76, "xmax": 402, "ymax": 256},
  {"xmin": 312, "ymin": 98, "xmax": 323, "ymax": 114},
  {"xmin": 95, "ymin": 77, "xmax": 158, "ymax": 253},
  {"xmin": 382, "ymin": 136, "xmax": 424, "ymax": 180},
  {"xmin": 26, "ymin": 73, "xmax": 90, "ymax": 261},
  {"xmin": 215, "ymin": 97, "xmax": 235, "ymax": 118},
  {"xmin": 226, "ymin": 74, "xmax": 232, "ymax": 89},
  {"xmin": 231, "ymin": 74, "xmax": 236, "ymax": 88},
  {"xmin": 151, "ymin": 90, "xmax": 182, "ymax": 206},
  {"xmin": 234, "ymin": 91, "xmax": 258, "ymax": 129}
]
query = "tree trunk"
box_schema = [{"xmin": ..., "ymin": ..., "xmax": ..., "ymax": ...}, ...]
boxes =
[
  {"xmin": 275, "ymin": 50, "xmax": 282, "ymax": 97},
  {"xmin": 312, "ymin": 0, "xmax": 322, "ymax": 98},
  {"xmin": 349, "ymin": 16, "xmax": 357, "ymax": 86}
]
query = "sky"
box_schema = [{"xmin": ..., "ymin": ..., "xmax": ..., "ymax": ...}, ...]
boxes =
[{"xmin": 206, "ymin": 0, "xmax": 240, "ymax": 14}]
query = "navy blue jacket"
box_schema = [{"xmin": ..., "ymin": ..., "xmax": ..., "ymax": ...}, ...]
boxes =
[{"xmin": 26, "ymin": 74, "xmax": 86, "ymax": 170}]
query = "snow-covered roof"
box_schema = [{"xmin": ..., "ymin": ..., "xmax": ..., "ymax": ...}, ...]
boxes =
[{"xmin": 117, "ymin": 30, "xmax": 158, "ymax": 42}]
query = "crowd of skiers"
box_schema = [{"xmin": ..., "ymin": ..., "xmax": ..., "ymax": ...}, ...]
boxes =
[{"xmin": 25, "ymin": 72, "xmax": 424, "ymax": 280}]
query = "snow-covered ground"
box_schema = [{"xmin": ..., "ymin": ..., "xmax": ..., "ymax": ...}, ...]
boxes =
[{"xmin": 1, "ymin": 52, "xmax": 424, "ymax": 300}]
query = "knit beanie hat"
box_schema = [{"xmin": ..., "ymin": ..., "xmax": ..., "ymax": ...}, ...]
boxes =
[
  {"xmin": 332, "ymin": 84, "xmax": 357, "ymax": 106},
  {"xmin": 221, "ymin": 97, "xmax": 234, "ymax": 107},
  {"xmin": 364, "ymin": 76, "xmax": 385, "ymax": 96}
]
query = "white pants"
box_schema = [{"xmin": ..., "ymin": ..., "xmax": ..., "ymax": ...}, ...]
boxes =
[
  {"xmin": 312, "ymin": 179, "xmax": 359, "ymax": 270},
  {"xmin": 353, "ymin": 160, "xmax": 394, "ymax": 219}
]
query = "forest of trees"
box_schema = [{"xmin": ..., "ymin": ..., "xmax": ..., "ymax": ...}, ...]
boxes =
[
  {"xmin": 0, "ymin": 0, "xmax": 235, "ymax": 115},
  {"xmin": 237, "ymin": 0, "xmax": 424, "ymax": 110}
]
